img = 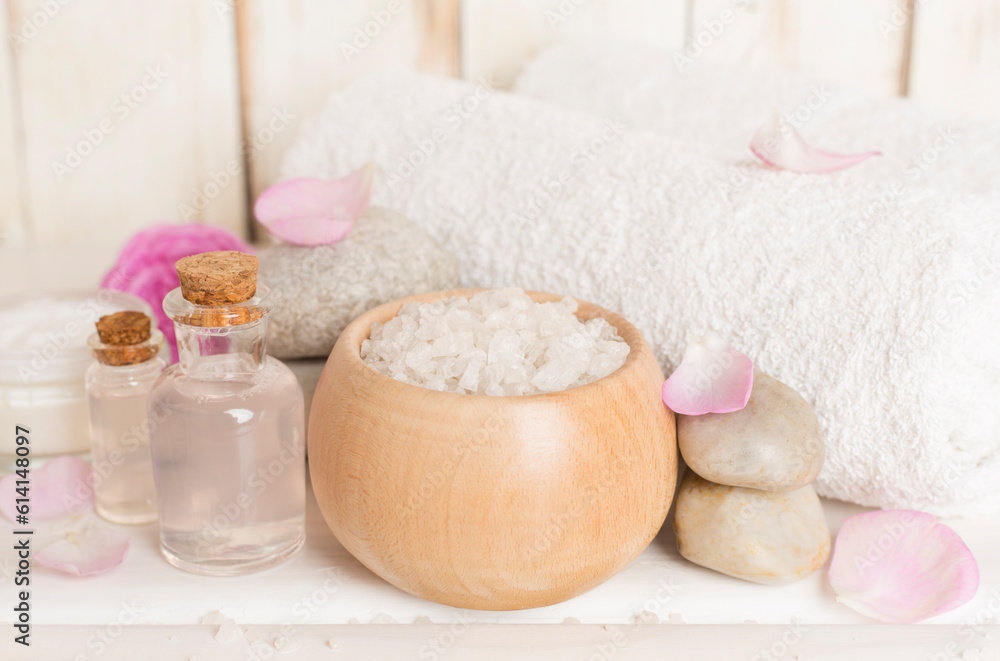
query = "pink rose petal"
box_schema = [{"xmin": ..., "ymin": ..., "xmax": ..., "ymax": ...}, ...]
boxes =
[
  {"xmin": 828, "ymin": 510, "xmax": 980, "ymax": 623},
  {"xmin": 35, "ymin": 525, "xmax": 130, "ymax": 576},
  {"xmin": 254, "ymin": 161, "xmax": 375, "ymax": 246},
  {"xmin": 0, "ymin": 456, "xmax": 94, "ymax": 523},
  {"xmin": 662, "ymin": 336, "xmax": 753, "ymax": 415},
  {"xmin": 750, "ymin": 111, "xmax": 881, "ymax": 174}
]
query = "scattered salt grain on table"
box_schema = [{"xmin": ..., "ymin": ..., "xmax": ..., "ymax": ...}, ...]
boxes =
[
  {"xmin": 272, "ymin": 634, "xmax": 299, "ymax": 652},
  {"xmin": 361, "ymin": 288, "xmax": 629, "ymax": 395},
  {"xmin": 634, "ymin": 610, "xmax": 660, "ymax": 625},
  {"xmin": 214, "ymin": 621, "xmax": 242, "ymax": 643}
]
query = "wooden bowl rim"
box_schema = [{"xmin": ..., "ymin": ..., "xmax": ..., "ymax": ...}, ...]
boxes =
[{"xmin": 330, "ymin": 287, "xmax": 656, "ymax": 403}]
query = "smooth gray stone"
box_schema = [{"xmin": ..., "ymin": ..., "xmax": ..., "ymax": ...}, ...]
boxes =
[
  {"xmin": 260, "ymin": 206, "xmax": 460, "ymax": 359},
  {"xmin": 678, "ymin": 370, "xmax": 825, "ymax": 492},
  {"xmin": 673, "ymin": 471, "xmax": 831, "ymax": 585}
]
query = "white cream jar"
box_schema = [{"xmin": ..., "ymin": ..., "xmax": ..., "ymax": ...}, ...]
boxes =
[{"xmin": 0, "ymin": 290, "xmax": 152, "ymax": 465}]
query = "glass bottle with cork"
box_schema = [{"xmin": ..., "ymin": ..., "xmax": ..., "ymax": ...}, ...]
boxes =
[
  {"xmin": 149, "ymin": 251, "xmax": 306, "ymax": 575},
  {"xmin": 86, "ymin": 310, "xmax": 166, "ymax": 524}
]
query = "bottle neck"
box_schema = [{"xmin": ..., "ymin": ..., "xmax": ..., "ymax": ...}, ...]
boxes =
[
  {"xmin": 92, "ymin": 356, "xmax": 167, "ymax": 383},
  {"xmin": 174, "ymin": 317, "xmax": 269, "ymax": 375},
  {"xmin": 162, "ymin": 285, "xmax": 275, "ymax": 376}
]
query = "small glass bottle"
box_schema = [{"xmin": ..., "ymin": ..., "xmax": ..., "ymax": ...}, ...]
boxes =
[
  {"xmin": 85, "ymin": 311, "xmax": 166, "ymax": 524},
  {"xmin": 148, "ymin": 251, "xmax": 306, "ymax": 576}
]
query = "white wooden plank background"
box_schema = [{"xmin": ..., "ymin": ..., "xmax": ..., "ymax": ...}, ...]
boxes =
[
  {"xmin": 235, "ymin": 0, "xmax": 457, "ymax": 208},
  {"xmin": 461, "ymin": 0, "xmax": 687, "ymax": 88},
  {"xmin": 7, "ymin": 0, "xmax": 247, "ymax": 247},
  {"xmin": 0, "ymin": 0, "xmax": 26, "ymax": 247},
  {"xmin": 688, "ymin": 0, "xmax": 912, "ymax": 98},
  {"xmin": 909, "ymin": 0, "xmax": 1000, "ymax": 117},
  {"xmin": 0, "ymin": 0, "xmax": 998, "ymax": 248}
]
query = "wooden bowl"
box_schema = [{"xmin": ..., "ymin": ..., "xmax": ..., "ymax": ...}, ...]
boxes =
[{"xmin": 308, "ymin": 289, "xmax": 677, "ymax": 610}]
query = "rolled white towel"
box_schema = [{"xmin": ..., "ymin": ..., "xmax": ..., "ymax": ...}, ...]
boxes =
[
  {"xmin": 514, "ymin": 41, "xmax": 1000, "ymax": 202},
  {"xmin": 282, "ymin": 73, "xmax": 1000, "ymax": 516}
]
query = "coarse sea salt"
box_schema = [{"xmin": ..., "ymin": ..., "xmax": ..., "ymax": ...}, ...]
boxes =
[{"xmin": 361, "ymin": 288, "xmax": 629, "ymax": 396}]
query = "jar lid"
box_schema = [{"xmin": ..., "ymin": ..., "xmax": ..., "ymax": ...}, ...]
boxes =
[{"xmin": 0, "ymin": 290, "xmax": 153, "ymax": 385}]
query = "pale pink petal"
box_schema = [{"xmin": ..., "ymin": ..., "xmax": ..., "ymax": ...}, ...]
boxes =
[
  {"xmin": 35, "ymin": 525, "xmax": 130, "ymax": 576},
  {"xmin": 254, "ymin": 161, "xmax": 375, "ymax": 246},
  {"xmin": 750, "ymin": 111, "xmax": 881, "ymax": 174},
  {"xmin": 828, "ymin": 510, "xmax": 980, "ymax": 623},
  {"xmin": 0, "ymin": 456, "xmax": 94, "ymax": 523},
  {"xmin": 661, "ymin": 336, "xmax": 753, "ymax": 415}
]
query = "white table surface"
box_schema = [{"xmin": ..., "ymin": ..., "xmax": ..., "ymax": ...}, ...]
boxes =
[{"xmin": 0, "ymin": 244, "xmax": 998, "ymax": 660}]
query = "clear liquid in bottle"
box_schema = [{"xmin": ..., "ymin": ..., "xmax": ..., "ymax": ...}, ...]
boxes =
[
  {"xmin": 150, "ymin": 355, "xmax": 305, "ymax": 575},
  {"xmin": 86, "ymin": 312, "xmax": 165, "ymax": 525},
  {"xmin": 87, "ymin": 387, "xmax": 160, "ymax": 524}
]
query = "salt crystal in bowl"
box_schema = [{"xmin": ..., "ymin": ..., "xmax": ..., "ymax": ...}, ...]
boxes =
[{"xmin": 308, "ymin": 289, "xmax": 677, "ymax": 610}]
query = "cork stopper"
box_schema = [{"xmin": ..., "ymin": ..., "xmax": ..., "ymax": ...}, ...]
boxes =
[
  {"xmin": 174, "ymin": 251, "xmax": 263, "ymax": 328},
  {"xmin": 96, "ymin": 310, "xmax": 150, "ymax": 345},
  {"xmin": 176, "ymin": 251, "xmax": 258, "ymax": 305},
  {"xmin": 92, "ymin": 312, "xmax": 159, "ymax": 366}
]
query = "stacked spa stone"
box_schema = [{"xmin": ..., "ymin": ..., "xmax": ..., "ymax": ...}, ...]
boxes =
[{"xmin": 673, "ymin": 371, "xmax": 830, "ymax": 584}]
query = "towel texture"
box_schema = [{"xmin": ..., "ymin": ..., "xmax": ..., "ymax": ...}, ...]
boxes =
[
  {"xmin": 515, "ymin": 41, "xmax": 1000, "ymax": 202},
  {"xmin": 282, "ymin": 74, "xmax": 1000, "ymax": 516}
]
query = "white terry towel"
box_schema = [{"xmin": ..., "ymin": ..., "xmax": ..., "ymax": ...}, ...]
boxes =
[
  {"xmin": 514, "ymin": 41, "xmax": 1000, "ymax": 202},
  {"xmin": 282, "ymin": 74, "xmax": 1000, "ymax": 516}
]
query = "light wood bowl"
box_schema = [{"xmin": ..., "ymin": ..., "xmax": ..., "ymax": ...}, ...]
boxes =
[{"xmin": 308, "ymin": 289, "xmax": 677, "ymax": 610}]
